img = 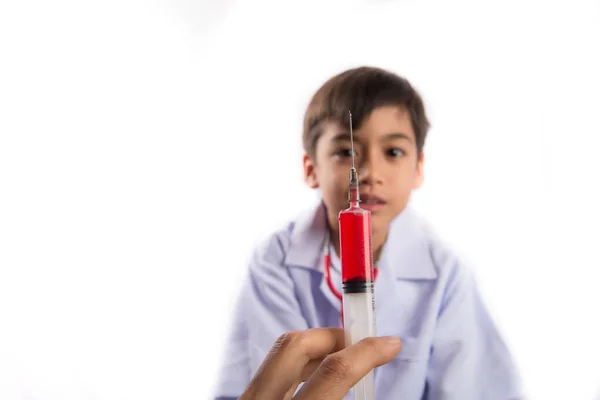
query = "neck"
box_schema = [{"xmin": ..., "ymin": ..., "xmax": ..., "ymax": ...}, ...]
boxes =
[{"xmin": 330, "ymin": 224, "xmax": 388, "ymax": 264}]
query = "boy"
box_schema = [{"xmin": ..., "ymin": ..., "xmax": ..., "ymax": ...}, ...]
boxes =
[{"xmin": 213, "ymin": 66, "xmax": 523, "ymax": 399}]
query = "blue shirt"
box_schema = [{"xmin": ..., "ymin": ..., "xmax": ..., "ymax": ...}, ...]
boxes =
[{"xmin": 213, "ymin": 202, "xmax": 523, "ymax": 399}]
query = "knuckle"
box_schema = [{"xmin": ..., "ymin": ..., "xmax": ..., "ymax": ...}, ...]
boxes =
[
  {"xmin": 319, "ymin": 354, "xmax": 354, "ymax": 382},
  {"xmin": 361, "ymin": 337, "xmax": 381, "ymax": 356},
  {"xmin": 273, "ymin": 330, "xmax": 305, "ymax": 351}
]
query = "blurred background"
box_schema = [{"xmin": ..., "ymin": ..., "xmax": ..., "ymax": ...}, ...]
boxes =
[{"xmin": 1, "ymin": 0, "xmax": 599, "ymax": 399}]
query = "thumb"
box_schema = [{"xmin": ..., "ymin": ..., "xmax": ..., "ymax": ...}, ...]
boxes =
[{"xmin": 293, "ymin": 336, "xmax": 402, "ymax": 400}]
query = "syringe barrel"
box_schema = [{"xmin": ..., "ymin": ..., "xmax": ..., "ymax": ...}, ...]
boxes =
[{"xmin": 339, "ymin": 205, "xmax": 377, "ymax": 400}]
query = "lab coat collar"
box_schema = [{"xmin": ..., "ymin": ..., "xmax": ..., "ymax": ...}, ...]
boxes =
[
  {"xmin": 284, "ymin": 202, "xmax": 328, "ymax": 271},
  {"xmin": 284, "ymin": 201, "xmax": 438, "ymax": 281}
]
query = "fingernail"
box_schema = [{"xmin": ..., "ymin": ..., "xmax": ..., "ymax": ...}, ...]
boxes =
[{"xmin": 382, "ymin": 336, "xmax": 402, "ymax": 346}]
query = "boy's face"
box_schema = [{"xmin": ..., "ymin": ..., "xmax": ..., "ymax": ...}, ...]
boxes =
[{"xmin": 303, "ymin": 105, "xmax": 424, "ymax": 236}]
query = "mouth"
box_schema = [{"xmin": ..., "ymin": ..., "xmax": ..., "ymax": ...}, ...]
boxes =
[
  {"xmin": 360, "ymin": 193, "xmax": 386, "ymax": 205},
  {"xmin": 358, "ymin": 194, "xmax": 386, "ymax": 212}
]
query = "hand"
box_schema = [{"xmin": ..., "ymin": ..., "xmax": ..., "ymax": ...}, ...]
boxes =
[{"xmin": 239, "ymin": 327, "xmax": 402, "ymax": 400}]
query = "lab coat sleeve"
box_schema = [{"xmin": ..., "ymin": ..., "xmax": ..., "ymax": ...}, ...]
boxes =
[
  {"xmin": 425, "ymin": 263, "xmax": 524, "ymax": 400},
  {"xmin": 212, "ymin": 235, "xmax": 309, "ymax": 399},
  {"xmin": 212, "ymin": 283, "xmax": 252, "ymax": 400}
]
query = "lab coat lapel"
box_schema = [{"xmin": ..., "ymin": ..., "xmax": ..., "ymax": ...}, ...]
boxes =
[
  {"xmin": 284, "ymin": 202, "xmax": 343, "ymax": 316},
  {"xmin": 373, "ymin": 207, "xmax": 438, "ymax": 336},
  {"xmin": 373, "ymin": 259, "xmax": 403, "ymax": 336},
  {"xmin": 319, "ymin": 268, "xmax": 343, "ymax": 314}
]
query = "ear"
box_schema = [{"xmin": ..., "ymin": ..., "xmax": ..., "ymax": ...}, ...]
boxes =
[
  {"xmin": 412, "ymin": 151, "xmax": 424, "ymax": 189},
  {"xmin": 303, "ymin": 153, "xmax": 319, "ymax": 189}
]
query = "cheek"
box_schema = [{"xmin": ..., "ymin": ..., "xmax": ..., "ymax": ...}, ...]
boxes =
[
  {"xmin": 322, "ymin": 179, "xmax": 345, "ymax": 201},
  {"xmin": 389, "ymin": 170, "xmax": 418, "ymax": 199},
  {"xmin": 319, "ymin": 175, "xmax": 348, "ymax": 208}
]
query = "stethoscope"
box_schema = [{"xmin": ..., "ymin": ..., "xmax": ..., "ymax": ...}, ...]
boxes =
[{"xmin": 322, "ymin": 231, "xmax": 379, "ymax": 322}]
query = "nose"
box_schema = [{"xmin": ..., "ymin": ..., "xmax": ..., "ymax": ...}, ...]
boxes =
[{"xmin": 358, "ymin": 148, "xmax": 383, "ymax": 186}]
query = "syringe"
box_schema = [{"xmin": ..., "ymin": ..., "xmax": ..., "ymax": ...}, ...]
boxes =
[{"xmin": 339, "ymin": 111, "xmax": 377, "ymax": 400}]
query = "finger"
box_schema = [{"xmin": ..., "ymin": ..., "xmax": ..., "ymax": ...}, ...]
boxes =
[
  {"xmin": 299, "ymin": 358, "xmax": 326, "ymax": 381},
  {"xmin": 240, "ymin": 328, "xmax": 346, "ymax": 400},
  {"xmin": 293, "ymin": 336, "xmax": 402, "ymax": 400},
  {"xmin": 282, "ymin": 358, "xmax": 327, "ymax": 400},
  {"xmin": 283, "ymin": 384, "xmax": 298, "ymax": 400}
]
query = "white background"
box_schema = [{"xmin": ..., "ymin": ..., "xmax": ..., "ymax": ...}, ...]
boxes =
[{"xmin": 1, "ymin": 0, "xmax": 600, "ymax": 399}]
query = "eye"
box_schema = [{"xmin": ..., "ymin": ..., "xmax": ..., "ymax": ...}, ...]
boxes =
[
  {"xmin": 387, "ymin": 148, "xmax": 406, "ymax": 157},
  {"xmin": 334, "ymin": 148, "xmax": 357, "ymax": 158}
]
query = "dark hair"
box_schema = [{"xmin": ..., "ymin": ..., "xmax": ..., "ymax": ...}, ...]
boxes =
[{"xmin": 302, "ymin": 66, "xmax": 430, "ymax": 159}]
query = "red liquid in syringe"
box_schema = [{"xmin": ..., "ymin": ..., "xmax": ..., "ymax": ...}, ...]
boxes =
[{"xmin": 339, "ymin": 187, "xmax": 375, "ymax": 285}]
